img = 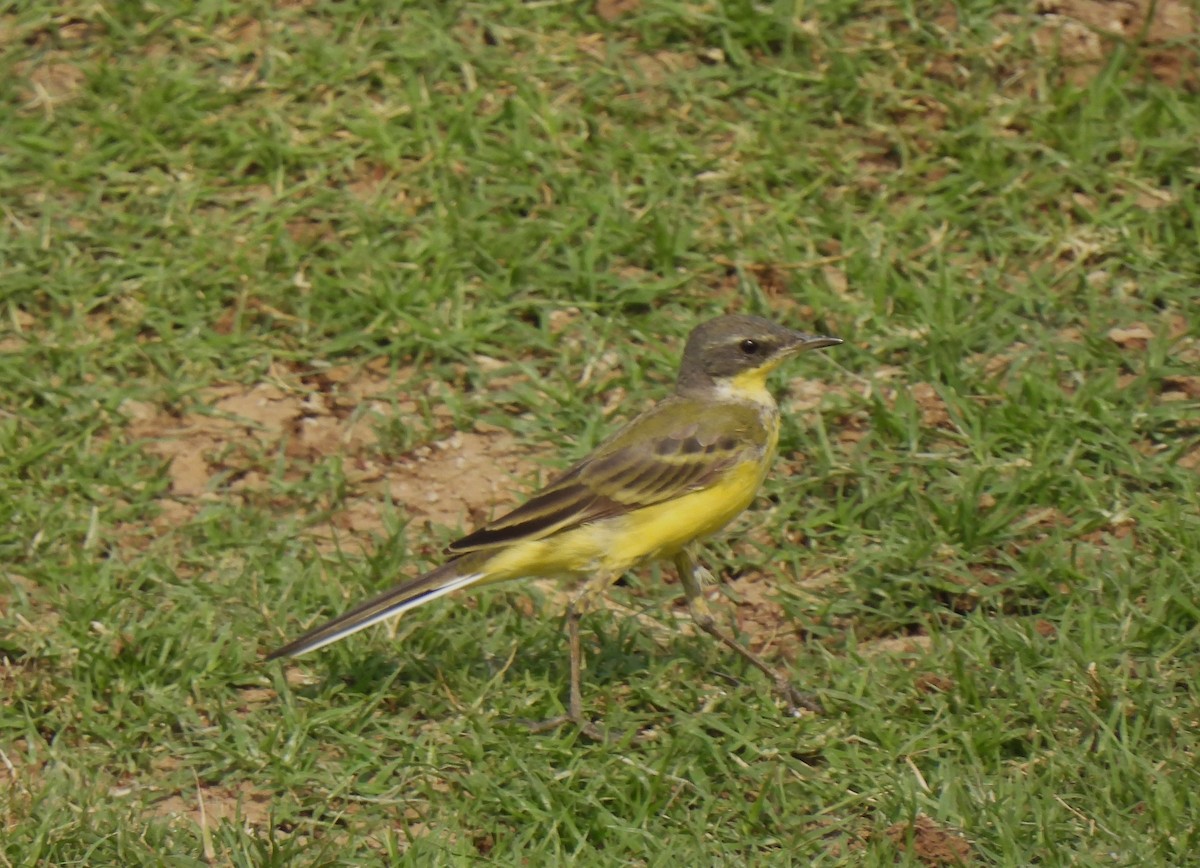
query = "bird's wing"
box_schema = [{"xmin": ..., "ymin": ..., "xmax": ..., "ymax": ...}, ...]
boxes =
[{"xmin": 447, "ymin": 400, "xmax": 765, "ymax": 554}]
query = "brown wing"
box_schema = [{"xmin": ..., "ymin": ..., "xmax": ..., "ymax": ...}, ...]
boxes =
[{"xmin": 447, "ymin": 399, "xmax": 765, "ymax": 554}]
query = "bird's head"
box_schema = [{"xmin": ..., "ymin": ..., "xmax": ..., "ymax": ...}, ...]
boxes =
[{"xmin": 676, "ymin": 314, "xmax": 842, "ymax": 399}]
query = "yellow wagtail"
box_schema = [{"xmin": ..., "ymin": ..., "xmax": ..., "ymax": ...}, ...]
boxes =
[{"xmin": 268, "ymin": 314, "xmax": 842, "ymax": 733}]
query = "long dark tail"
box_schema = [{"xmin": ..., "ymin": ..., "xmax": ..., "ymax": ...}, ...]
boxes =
[{"xmin": 266, "ymin": 554, "xmax": 491, "ymax": 660}]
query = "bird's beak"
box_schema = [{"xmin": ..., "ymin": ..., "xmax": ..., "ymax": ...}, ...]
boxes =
[{"xmin": 786, "ymin": 332, "xmax": 843, "ymax": 353}]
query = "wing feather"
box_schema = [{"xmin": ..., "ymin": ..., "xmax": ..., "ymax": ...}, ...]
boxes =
[{"xmin": 448, "ymin": 399, "xmax": 765, "ymax": 555}]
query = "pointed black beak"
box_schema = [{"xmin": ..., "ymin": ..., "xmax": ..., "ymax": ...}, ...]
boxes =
[{"xmin": 787, "ymin": 333, "xmax": 843, "ymax": 353}]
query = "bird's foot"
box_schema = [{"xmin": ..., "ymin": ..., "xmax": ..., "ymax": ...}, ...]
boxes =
[
  {"xmin": 775, "ymin": 678, "xmax": 824, "ymax": 715},
  {"xmin": 522, "ymin": 714, "xmax": 608, "ymax": 742}
]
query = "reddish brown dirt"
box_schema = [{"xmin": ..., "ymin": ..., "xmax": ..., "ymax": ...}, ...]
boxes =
[
  {"xmin": 120, "ymin": 363, "xmax": 539, "ymax": 557},
  {"xmin": 885, "ymin": 814, "xmax": 975, "ymax": 866},
  {"xmin": 1027, "ymin": 0, "xmax": 1198, "ymax": 88}
]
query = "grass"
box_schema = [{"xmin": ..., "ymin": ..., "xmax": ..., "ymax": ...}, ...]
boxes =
[{"xmin": 3, "ymin": 0, "xmax": 1199, "ymax": 864}]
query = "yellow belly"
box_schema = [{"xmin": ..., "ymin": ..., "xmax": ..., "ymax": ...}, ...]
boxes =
[
  {"xmin": 592, "ymin": 457, "xmax": 768, "ymax": 568},
  {"xmin": 482, "ymin": 452, "xmax": 774, "ymax": 582}
]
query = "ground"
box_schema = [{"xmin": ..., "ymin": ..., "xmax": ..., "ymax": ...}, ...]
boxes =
[{"xmin": 2, "ymin": 1, "xmax": 1199, "ymax": 865}]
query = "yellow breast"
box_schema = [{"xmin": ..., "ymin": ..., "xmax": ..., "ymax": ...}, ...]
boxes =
[
  {"xmin": 484, "ymin": 412, "xmax": 781, "ymax": 581},
  {"xmin": 593, "ymin": 457, "xmax": 766, "ymax": 569}
]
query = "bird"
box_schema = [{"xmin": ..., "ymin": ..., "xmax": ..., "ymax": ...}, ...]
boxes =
[{"xmin": 267, "ymin": 314, "xmax": 842, "ymax": 735}]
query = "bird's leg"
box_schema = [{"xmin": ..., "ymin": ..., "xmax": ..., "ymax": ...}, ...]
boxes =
[
  {"xmin": 564, "ymin": 594, "xmax": 587, "ymax": 725},
  {"xmin": 674, "ymin": 550, "xmax": 823, "ymax": 715},
  {"xmin": 525, "ymin": 572, "xmax": 614, "ymax": 740}
]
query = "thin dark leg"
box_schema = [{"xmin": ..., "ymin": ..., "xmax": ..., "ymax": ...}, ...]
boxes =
[
  {"xmin": 674, "ymin": 550, "xmax": 823, "ymax": 714},
  {"xmin": 525, "ymin": 576, "xmax": 611, "ymax": 739}
]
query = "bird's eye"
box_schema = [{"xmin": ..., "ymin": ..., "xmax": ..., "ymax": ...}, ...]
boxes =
[{"xmin": 739, "ymin": 339, "xmax": 760, "ymax": 355}]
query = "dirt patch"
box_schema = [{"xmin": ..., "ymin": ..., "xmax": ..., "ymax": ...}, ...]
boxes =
[
  {"xmin": 914, "ymin": 671, "xmax": 956, "ymax": 694},
  {"xmin": 911, "ymin": 383, "xmax": 953, "ymax": 430},
  {"xmin": 0, "ymin": 742, "xmax": 35, "ymax": 835},
  {"xmin": 309, "ymin": 428, "xmax": 534, "ymax": 554},
  {"xmin": 0, "ymin": 309, "xmax": 34, "ymax": 353},
  {"xmin": 837, "ymin": 368, "xmax": 961, "ymax": 447},
  {"xmin": 786, "ymin": 375, "xmax": 845, "ymax": 413},
  {"xmin": 117, "ymin": 359, "xmax": 548, "ymax": 564},
  {"xmin": 728, "ymin": 573, "xmax": 809, "ymax": 658},
  {"xmin": 374, "ymin": 429, "xmax": 531, "ymax": 530},
  {"xmin": 1162, "ymin": 376, "xmax": 1200, "ymax": 400},
  {"xmin": 149, "ymin": 779, "xmax": 275, "ymax": 830},
  {"xmin": 0, "ymin": 737, "xmax": 33, "ymax": 789},
  {"xmin": 858, "ymin": 633, "xmax": 934, "ymax": 658},
  {"xmin": 595, "ymin": 0, "xmax": 641, "ymax": 23},
  {"xmin": 1108, "ymin": 322, "xmax": 1157, "ymax": 351},
  {"xmin": 1027, "ymin": 0, "xmax": 1198, "ymax": 88},
  {"xmin": 884, "ymin": 814, "xmax": 975, "ymax": 865},
  {"xmin": 1, "ymin": 572, "xmax": 61, "ymax": 647},
  {"xmin": 125, "ymin": 376, "xmax": 383, "ymax": 498},
  {"xmin": 15, "ymin": 56, "xmax": 87, "ymax": 109}
]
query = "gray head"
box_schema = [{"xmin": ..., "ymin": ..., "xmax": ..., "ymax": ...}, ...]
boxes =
[{"xmin": 675, "ymin": 314, "xmax": 841, "ymax": 396}]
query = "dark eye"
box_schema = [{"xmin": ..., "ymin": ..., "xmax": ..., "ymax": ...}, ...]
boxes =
[{"xmin": 739, "ymin": 339, "xmax": 760, "ymax": 355}]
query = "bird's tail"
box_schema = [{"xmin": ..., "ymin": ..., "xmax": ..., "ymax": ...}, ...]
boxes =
[{"xmin": 265, "ymin": 553, "xmax": 490, "ymax": 660}]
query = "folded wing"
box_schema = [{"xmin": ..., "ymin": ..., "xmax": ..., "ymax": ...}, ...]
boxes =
[{"xmin": 448, "ymin": 401, "xmax": 762, "ymax": 554}]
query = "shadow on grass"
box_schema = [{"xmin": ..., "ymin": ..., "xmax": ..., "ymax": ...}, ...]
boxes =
[{"xmin": 277, "ymin": 609, "xmax": 749, "ymax": 719}]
